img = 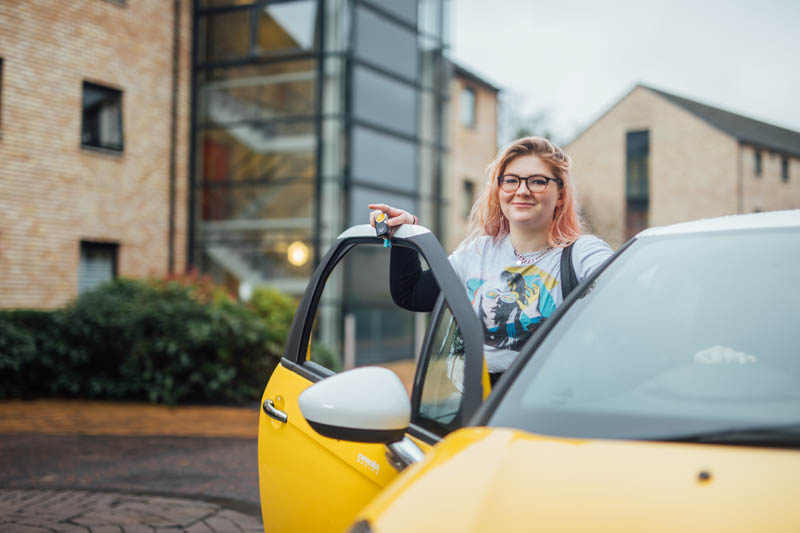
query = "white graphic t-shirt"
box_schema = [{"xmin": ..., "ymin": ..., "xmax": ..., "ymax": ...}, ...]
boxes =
[{"xmin": 448, "ymin": 234, "xmax": 613, "ymax": 373}]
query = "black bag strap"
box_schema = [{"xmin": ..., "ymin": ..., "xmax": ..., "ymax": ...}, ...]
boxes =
[{"xmin": 560, "ymin": 241, "xmax": 579, "ymax": 300}]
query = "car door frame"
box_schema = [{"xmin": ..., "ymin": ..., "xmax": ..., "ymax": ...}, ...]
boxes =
[{"xmin": 278, "ymin": 224, "xmax": 485, "ymax": 444}]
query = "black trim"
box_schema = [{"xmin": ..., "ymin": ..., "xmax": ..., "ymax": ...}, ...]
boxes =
[
  {"xmin": 280, "ymin": 357, "xmax": 334, "ymax": 383},
  {"xmin": 313, "ymin": 0, "xmax": 325, "ymax": 270},
  {"xmin": 407, "ymin": 424, "xmax": 441, "ymax": 445},
  {"xmin": 187, "ymin": 1, "xmax": 199, "ymax": 272},
  {"xmin": 470, "ymin": 238, "xmax": 637, "ymax": 426},
  {"xmin": 168, "ymin": 0, "xmax": 180, "ymax": 274},
  {"xmin": 306, "ymin": 420, "xmax": 407, "ymax": 444}
]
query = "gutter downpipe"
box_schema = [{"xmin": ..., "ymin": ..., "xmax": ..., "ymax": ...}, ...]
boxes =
[{"xmin": 168, "ymin": 0, "xmax": 181, "ymax": 273}]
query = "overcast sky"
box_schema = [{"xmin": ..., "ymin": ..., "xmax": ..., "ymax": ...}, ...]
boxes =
[{"xmin": 450, "ymin": 0, "xmax": 800, "ymax": 144}]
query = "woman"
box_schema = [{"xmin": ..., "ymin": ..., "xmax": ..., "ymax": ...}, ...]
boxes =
[{"xmin": 369, "ymin": 136, "xmax": 612, "ymax": 385}]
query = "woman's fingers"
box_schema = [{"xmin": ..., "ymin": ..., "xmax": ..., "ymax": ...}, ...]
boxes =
[{"xmin": 387, "ymin": 214, "xmax": 411, "ymax": 226}]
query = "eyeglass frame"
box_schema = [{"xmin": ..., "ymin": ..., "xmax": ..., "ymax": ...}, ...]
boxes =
[{"xmin": 498, "ymin": 174, "xmax": 563, "ymax": 193}]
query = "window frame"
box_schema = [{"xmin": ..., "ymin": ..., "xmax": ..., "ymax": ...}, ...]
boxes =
[
  {"xmin": 78, "ymin": 240, "xmax": 119, "ymax": 294},
  {"xmin": 81, "ymin": 81, "xmax": 124, "ymax": 153}
]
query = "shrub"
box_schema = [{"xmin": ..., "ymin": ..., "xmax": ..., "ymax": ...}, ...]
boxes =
[{"xmin": 0, "ymin": 278, "xmax": 284, "ymax": 404}]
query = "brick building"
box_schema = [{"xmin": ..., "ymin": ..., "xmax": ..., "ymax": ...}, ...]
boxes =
[
  {"xmin": 0, "ymin": 0, "xmax": 192, "ymax": 308},
  {"xmin": 567, "ymin": 84, "xmax": 800, "ymax": 248},
  {"xmin": 445, "ymin": 63, "xmax": 499, "ymax": 251}
]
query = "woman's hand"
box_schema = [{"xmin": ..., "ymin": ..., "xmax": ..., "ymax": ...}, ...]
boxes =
[{"xmin": 368, "ymin": 203, "xmax": 417, "ymax": 237}]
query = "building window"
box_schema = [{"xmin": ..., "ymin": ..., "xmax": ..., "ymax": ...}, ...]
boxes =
[
  {"xmin": 462, "ymin": 180, "xmax": 475, "ymax": 219},
  {"xmin": 782, "ymin": 157, "xmax": 789, "ymax": 183},
  {"xmin": 625, "ymin": 130, "xmax": 649, "ymax": 240},
  {"xmin": 82, "ymin": 82, "xmax": 123, "ymax": 151},
  {"xmin": 78, "ymin": 241, "xmax": 118, "ymax": 294},
  {"xmin": 754, "ymin": 151, "xmax": 762, "ymax": 177},
  {"xmin": 460, "ymin": 86, "xmax": 475, "ymax": 127}
]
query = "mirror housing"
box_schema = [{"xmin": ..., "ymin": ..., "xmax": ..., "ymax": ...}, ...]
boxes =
[{"xmin": 299, "ymin": 367, "xmax": 410, "ymax": 443}]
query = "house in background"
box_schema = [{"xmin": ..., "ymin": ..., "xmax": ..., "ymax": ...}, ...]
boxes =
[
  {"xmin": 567, "ymin": 84, "xmax": 800, "ymax": 248},
  {"xmin": 445, "ymin": 63, "xmax": 499, "ymax": 251}
]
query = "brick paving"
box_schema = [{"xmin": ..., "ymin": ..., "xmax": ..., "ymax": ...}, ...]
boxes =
[
  {"xmin": 0, "ymin": 489, "xmax": 262, "ymax": 532},
  {"xmin": 0, "ymin": 400, "xmax": 264, "ymax": 532}
]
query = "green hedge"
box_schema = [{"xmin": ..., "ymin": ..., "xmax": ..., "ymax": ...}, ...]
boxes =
[{"xmin": 0, "ymin": 278, "xmax": 297, "ymax": 405}]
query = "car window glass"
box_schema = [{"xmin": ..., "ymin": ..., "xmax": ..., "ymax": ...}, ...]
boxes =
[
  {"xmin": 491, "ymin": 229, "xmax": 800, "ymax": 440},
  {"xmin": 414, "ymin": 301, "xmax": 467, "ymax": 436},
  {"xmin": 308, "ymin": 243, "xmax": 429, "ymax": 394}
]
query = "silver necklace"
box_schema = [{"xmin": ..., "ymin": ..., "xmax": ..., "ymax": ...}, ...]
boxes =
[{"xmin": 513, "ymin": 246, "xmax": 553, "ymax": 265}]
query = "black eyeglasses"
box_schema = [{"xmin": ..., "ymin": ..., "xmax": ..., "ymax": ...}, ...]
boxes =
[{"xmin": 498, "ymin": 174, "xmax": 563, "ymax": 193}]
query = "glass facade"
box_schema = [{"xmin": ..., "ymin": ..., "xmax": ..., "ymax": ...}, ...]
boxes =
[{"xmin": 192, "ymin": 0, "xmax": 449, "ymax": 366}]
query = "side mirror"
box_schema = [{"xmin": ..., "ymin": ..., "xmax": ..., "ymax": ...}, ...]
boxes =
[{"xmin": 299, "ymin": 367, "xmax": 410, "ymax": 443}]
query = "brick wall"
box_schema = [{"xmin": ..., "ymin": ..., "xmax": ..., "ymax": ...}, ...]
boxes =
[
  {"xmin": 0, "ymin": 0, "xmax": 192, "ymax": 308},
  {"xmin": 740, "ymin": 144, "xmax": 800, "ymax": 213},
  {"xmin": 446, "ymin": 75, "xmax": 498, "ymax": 251}
]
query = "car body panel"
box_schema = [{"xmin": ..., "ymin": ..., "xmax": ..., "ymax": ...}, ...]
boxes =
[
  {"xmin": 357, "ymin": 426, "xmax": 800, "ymax": 532},
  {"xmin": 258, "ymin": 362, "xmax": 434, "ymax": 532}
]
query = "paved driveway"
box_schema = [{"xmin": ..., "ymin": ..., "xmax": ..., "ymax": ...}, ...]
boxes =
[{"xmin": 0, "ymin": 400, "xmax": 264, "ymax": 532}]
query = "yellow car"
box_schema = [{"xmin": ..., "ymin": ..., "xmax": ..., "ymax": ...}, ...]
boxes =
[{"xmin": 259, "ymin": 212, "xmax": 800, "ymax": 532}]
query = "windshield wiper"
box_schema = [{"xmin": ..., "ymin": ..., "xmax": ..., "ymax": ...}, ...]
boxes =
[{"xmin": 654, "ymin": 424, "xmax": 800, "ymax": 448}]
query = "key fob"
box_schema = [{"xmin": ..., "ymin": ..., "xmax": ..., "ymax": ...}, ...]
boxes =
[{"xmin": 375, "ymin": 212, "xmax": 390, "ymax": 238}]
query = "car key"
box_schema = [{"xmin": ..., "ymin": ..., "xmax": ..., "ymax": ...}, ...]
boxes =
[{"xmin": 375, "ymin": 211, "xmax": 391, "ymax": 247}]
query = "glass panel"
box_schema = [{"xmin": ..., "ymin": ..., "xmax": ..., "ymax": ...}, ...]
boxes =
[
  {"xmin": 324, "ymin": 0, "xmax": 350, "ymax": 52},
  {"xmin": 308, "ymin": 243, "xmax": 427, "ymax": 394},
  {"xmin": 418, "ymin": 35, "xmax": 441, "ymax": 90},
  {"xmin": 355, "ymin": 7, "xmax": 418, "ymax": 80},
  {"xmin": 418, "ymin": 90, "xmax": 436, "ymax": 142},
  {"xmin": 351, "ymin": 126, "xmax": 417, "ymax": 191},
  {"xmin": 256, "ymin": 0, "xmax": 319, "ymax": 55},
  {"xmin": 353, "ymin": 67, "xmax": 417, "ymax": 136},
  {"xmin": 198, "ymin": 61, "xmax": 316, "ymax": 124},
  {"xmin": 348, "ymin": 187, "xmax": 417, "ymax": 227},
  {"xmin": 442, "ymin": 0, "xmax": 451, "ymax": 46},
  {"xmin": 198, "ymin": 10, "xmax": 251, "ymax": 64},
  {"xmin": 367, "ymin": 0, "xmax": 418, "ymax": 26},
  {"xmin": 199, "ymin": 227, "xmax": 313, "ymax": 296},
  {"xmin": 202, "ymin": 179, "xmax": 314, "ymax": 221},
  {"xmin": 198, "ymin": 125, "xmax": 315, "ymax": 184},
  {"xmin": 418, "ymin": 0, "xmax": 439, "ymax": 35},
  {"xmin": 415, "ymin": 302, "xmax": 465, "ymax": 435}
]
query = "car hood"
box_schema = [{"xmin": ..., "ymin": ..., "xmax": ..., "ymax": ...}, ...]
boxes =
[{"xmin": 357, "ymin": 427, "xmax": 800, "ymax": 532}]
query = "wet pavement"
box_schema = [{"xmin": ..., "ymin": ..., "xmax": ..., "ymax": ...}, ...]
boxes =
[{"xmin": 0, "ymin": 400, "xmax": 264, "ymax": 532}]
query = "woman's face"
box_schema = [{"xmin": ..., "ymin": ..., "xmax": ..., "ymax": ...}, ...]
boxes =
[{"xmin": 498, "ymin": 154, "xmax": 562, "ymax": 233}]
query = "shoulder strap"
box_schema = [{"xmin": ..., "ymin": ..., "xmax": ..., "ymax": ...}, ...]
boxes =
[{"xmin": 560, "ymin": 241, "xmax": 579, "ymax": 301}]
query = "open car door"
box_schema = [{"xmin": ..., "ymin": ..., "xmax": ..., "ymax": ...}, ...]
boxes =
[{"xmin": 258, "ymin": 224, "xmax": 485, "ymax": 532}]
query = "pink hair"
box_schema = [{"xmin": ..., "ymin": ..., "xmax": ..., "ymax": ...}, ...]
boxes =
[{"xmin": 463, "ymin": 136, "xmax": 583, "ymax": 248}]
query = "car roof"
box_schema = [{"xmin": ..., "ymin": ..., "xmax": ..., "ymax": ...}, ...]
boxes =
[{"xmin": 636, "ymin": 209, "xmax": 800, "ymax": 238}]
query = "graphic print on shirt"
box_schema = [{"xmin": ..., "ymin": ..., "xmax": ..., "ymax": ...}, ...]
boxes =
[{"xmin": 466, "ymin": 265, "xmax": 558, "ymax": 351}]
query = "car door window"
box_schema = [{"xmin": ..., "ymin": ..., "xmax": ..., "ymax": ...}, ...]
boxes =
[
  {"xmin": 306, "ymin": 242, "xmax": 430, "ymax": 392},
  {"xmin": 413, "ymin": 298, "xmax": 467, "ymax": 436}
]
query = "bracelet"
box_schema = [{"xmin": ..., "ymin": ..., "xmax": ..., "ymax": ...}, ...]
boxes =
[{"xmin": 412, "ymin": 215, "xmax": 418, "ymax": 225}]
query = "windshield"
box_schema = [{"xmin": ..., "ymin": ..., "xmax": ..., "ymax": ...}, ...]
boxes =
[{"xmin": 489, "ymin": 228, "xmax": 800, "ymax": 442}]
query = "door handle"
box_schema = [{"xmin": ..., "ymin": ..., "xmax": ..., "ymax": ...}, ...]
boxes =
[{"xmin": 263, "ymin": 399, "xmax": 288, "ymax": 423}]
